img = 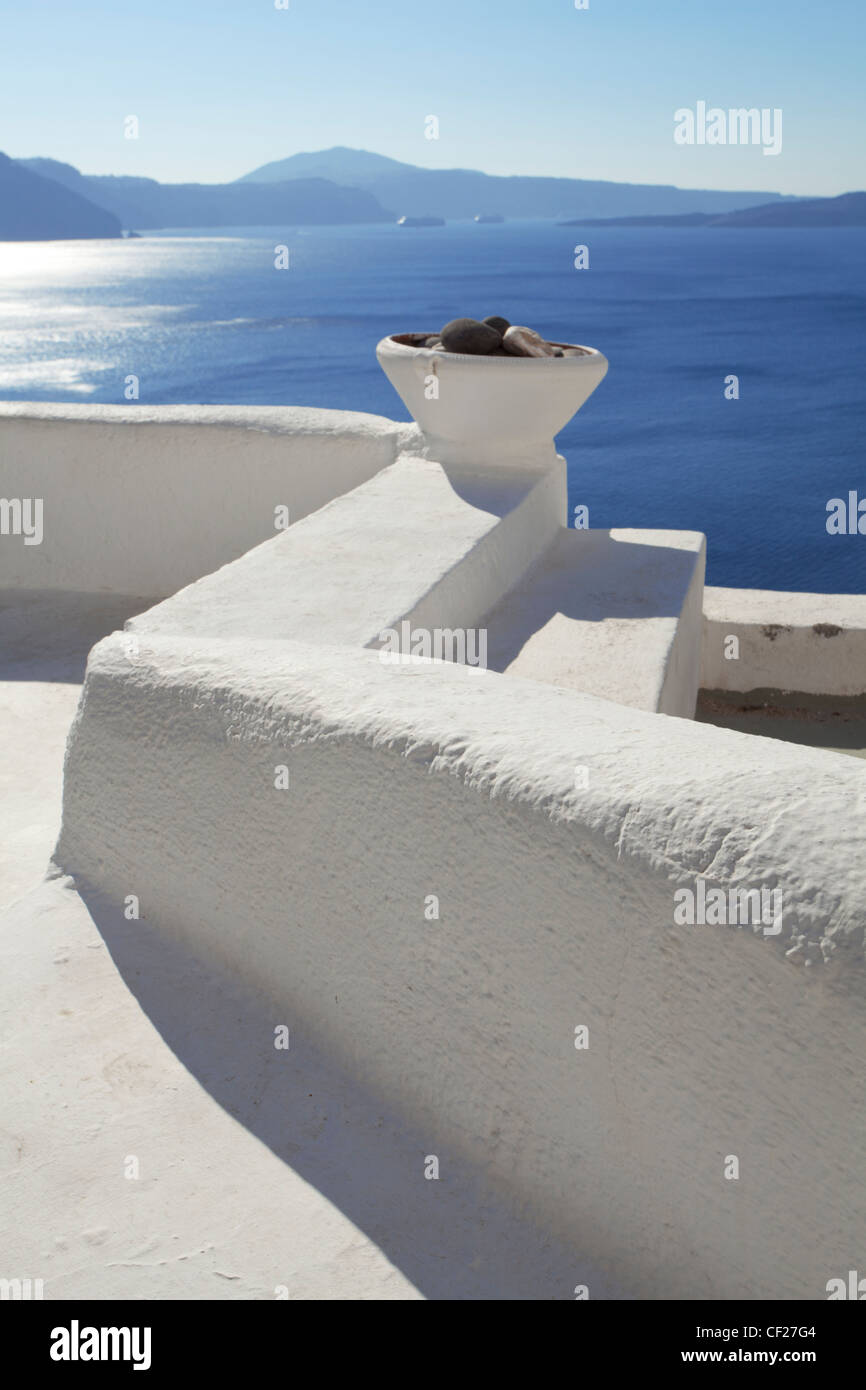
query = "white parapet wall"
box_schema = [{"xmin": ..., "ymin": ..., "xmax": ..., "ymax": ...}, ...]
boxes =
[
  {"xmin": 0, "ymin": 404, "xmax": 413, "ymax": 597},
  {"xmin": 56, "ymin": 630, "xmax": 866, "ymax": 1300},
  {"xmin": 702, "ymin": 585, "xmax": 866, "ymax": 696},
  {"xmin": 3, "ymin": 403, "xmax": 861, "ymax": 700}
]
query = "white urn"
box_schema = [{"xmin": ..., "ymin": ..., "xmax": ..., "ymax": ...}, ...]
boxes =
[{"xmin": 376, "ymin": 332, "xmax": 608, "ymax": 468}]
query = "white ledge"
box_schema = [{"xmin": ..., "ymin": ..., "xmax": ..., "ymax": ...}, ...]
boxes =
[{"xmin": 703, "ymin": 585, "xmax": 866, "ymax": 695}]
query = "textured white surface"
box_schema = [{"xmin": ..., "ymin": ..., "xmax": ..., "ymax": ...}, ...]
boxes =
[
  {"xmin": 0, "ymin": 405, "xmax": 412, "ymax": 596},
  {"xmin": 56, "ymin": 632, "xmax": 866, "ymax": 1299},
  {"xmin": 702, "ymin": 585, "xmax": 866, "ymax": 695}
]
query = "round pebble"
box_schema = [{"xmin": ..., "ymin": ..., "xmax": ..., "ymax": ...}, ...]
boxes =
[{"xmin": 439, "ymin": 317, "xmax": 502, "ymax": 355}]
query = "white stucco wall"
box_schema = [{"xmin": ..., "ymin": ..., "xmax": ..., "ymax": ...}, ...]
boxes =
[
  {"xmin": 56, "ymin": 631, "xmax": 866, "ymax": 1300},
  {"xmin": 3, "ymin": 404, "xmax": 861, "ymax": 699},
  {"xmin": 0, "ymin": 404, "xmax": 412, "ymax": 597},
  {"xmin": 702, "ymin": 585, "xmax": 866, "ymax": 696}
]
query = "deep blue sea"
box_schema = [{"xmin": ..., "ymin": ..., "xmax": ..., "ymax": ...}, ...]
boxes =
[{"xmin": 1, "ymin": 222, "xmax": 864, "ymax": 591}]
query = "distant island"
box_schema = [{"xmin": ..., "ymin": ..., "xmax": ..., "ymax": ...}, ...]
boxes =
[
  {"xmin": 561, "ymin": 191, "xmax": 866, "ymax": 229},
  {"xmin": 1, "ymin": 144, "xmax": 861, "ymax": 241}
]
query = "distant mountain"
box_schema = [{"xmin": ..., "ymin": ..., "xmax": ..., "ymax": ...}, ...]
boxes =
[
  {"xmin": 17, "ymin": 158, "xmax": 393, "ymax": 231},
  {"xmin": 238, "ymin": 147, "xmax": 411, "ymax": 186},
  {"xmin": 238, "ymin": 144, "xmax": 795, "ymax": 221},
  {"xmin": 565, "ymin": 191, "xmax": 866, "ymax": 229},
  {"xmin": 0, "ymin": 152, "xmax": 121, "ymax": 240}
]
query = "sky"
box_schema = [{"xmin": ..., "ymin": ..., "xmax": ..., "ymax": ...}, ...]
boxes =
[{"xmin": 1, "ymin": 0, "xmax": 863, "ymax": 196}]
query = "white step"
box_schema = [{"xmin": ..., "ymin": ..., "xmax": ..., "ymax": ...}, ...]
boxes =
[{"xmin": 482, "ymin": 527, "xmax": 706, "ymax": 716}]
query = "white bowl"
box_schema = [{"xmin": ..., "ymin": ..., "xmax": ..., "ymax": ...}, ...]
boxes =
[{"xmin": 376, "ymin": 332, "xmax": 608, "ymax": 467}]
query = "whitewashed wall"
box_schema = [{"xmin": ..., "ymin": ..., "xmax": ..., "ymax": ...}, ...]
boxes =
[
  {"xmin": 702, "ymin": 586, "xmax": 866, "ymax": 696},
  {"xmin": 0, "ymin": 404, "xmax": 411, "ymax": 596},
  {"xmin": 3, "ymin": 405, "xmax": 862, "ymax": 697}
]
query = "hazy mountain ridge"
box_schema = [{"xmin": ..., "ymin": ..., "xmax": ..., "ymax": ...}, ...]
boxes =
[
  {"xmin": 0, "ymin": 153, "xmax": 122, "ymax": 240},
  {"xmin": 238, "ymin": 145, "xmax": 796, "ymax": 220},
  {"xmin": 6, "ymin": 146, "xmax": 857, "ymax": 240},
  {"xmin": 17, "ymin": 158, "xmax": 392, "ymax": 230}
]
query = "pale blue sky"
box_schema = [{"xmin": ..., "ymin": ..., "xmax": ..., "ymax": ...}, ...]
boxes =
[{"xmin": 1, "ymin": 0, "xmax": 863, "ymax": 195}]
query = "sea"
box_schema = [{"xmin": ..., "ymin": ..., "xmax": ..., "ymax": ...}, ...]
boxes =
[{"xmin": 0, "ymin": 221, "xmax": 864, "ymax": 592}]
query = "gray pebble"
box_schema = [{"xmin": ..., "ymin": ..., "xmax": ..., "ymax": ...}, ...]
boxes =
[{"xmin": 440, "ymin": 317, "xmax": 503, "ymax": 354}]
